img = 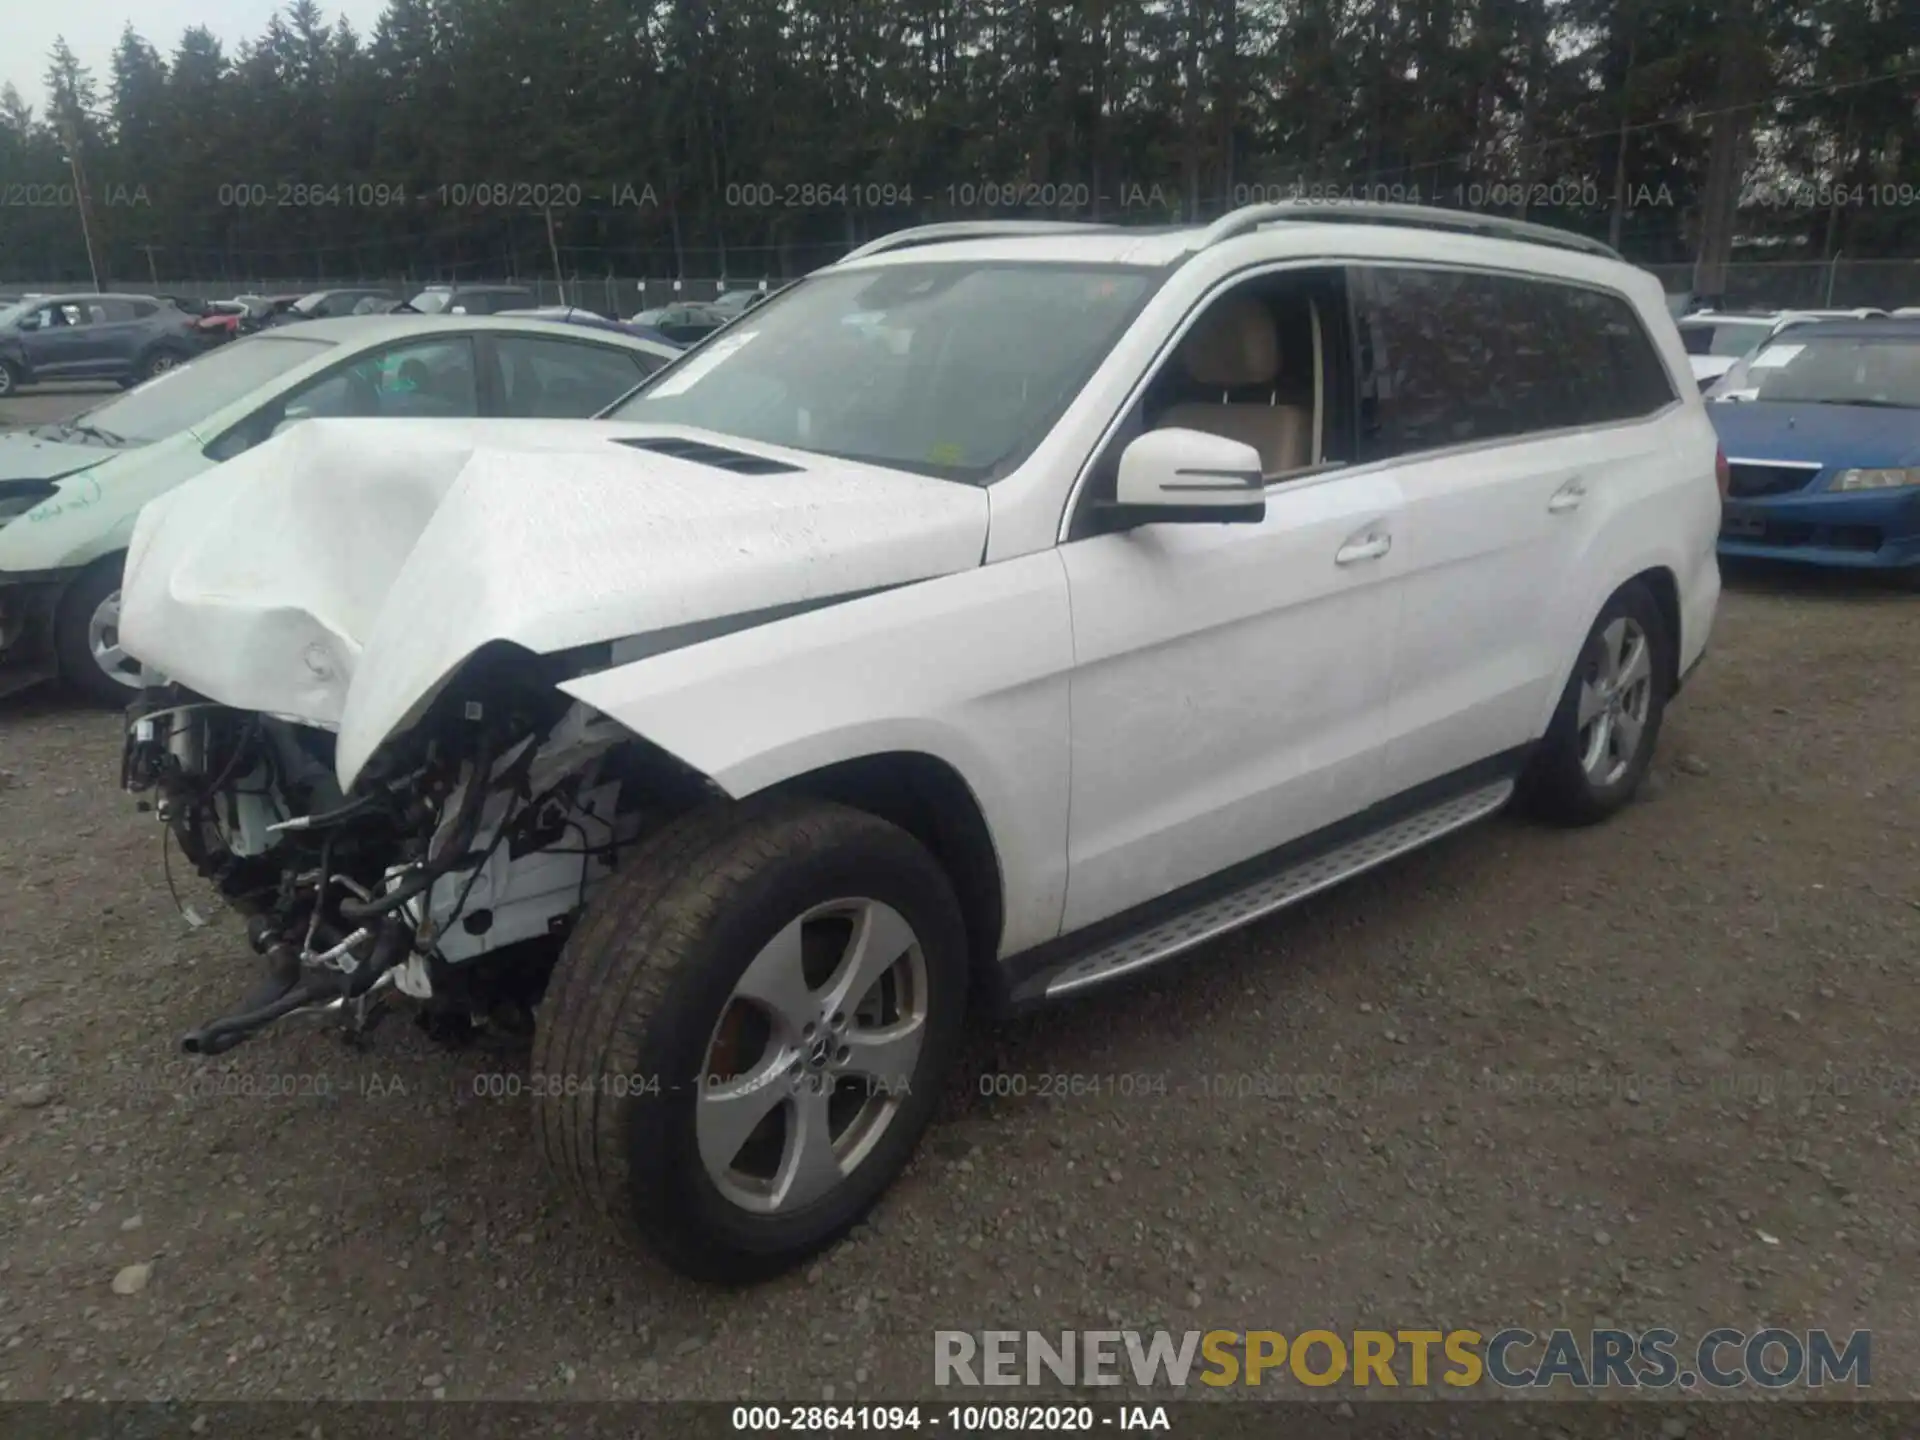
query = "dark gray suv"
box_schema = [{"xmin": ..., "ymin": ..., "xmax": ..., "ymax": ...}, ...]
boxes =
[{"xmin": 0, "ymin": 293, "xmax": 205, "ymax": 396}]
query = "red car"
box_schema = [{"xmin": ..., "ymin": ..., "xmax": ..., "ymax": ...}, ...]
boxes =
[{"xmin": 191, "ymin": 301, "xmax": 253, "ymax": 346}]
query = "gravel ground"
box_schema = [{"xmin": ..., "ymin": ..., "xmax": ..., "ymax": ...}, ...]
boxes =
[
  {"xmin": 2, "ymin": 379, "xmax": 1917, "ymax": 1406},
  {"xmin": 0, "ymin": 385, "xmax": 119, "ymax": 431}
]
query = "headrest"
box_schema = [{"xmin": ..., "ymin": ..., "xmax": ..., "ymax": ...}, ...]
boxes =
[{"xmin": 1179, "ymin": 296, "xmax": 1280, "ymax": 388}]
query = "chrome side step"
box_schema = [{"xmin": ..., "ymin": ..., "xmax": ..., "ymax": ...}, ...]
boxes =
[{"xmin": 1042, "ymin": 779, "xmax": 1515, "ymax": 999}]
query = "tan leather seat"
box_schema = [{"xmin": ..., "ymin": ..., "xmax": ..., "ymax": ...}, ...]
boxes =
[{"xmin": 1158, "ymin": 296, "xmax": 1314, "ymax": 477}]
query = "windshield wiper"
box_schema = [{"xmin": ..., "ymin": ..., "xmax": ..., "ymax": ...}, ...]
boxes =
[{"xmin": 67, "ymin": 421, "xmax": 130, "ymax": 444}]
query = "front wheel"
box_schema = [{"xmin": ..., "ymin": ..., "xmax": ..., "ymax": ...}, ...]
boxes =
[
  {"xmin": 532, "ymin": 798, "xmax": 969, "ymax": 1281},
  {"xmin": 53, "ymin": 559, "xmax": 143, "ymax": 707},
  {"xmin": 1520, "ymin": 580, "xmax": 1672, "ymax": 825},
  {"xmin": 0, "ymin": 358, "xmax": 19, "ymax": 397}
]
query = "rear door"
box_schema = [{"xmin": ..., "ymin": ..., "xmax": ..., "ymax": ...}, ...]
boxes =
[
  {"xmin": 90, "ymin": 298, "xmax": 149, "ymax": 376},
  {"xmin": 1350, "ymin": 265, "xmax": 1680, "ymax": 797},
  {"xmin": 23, "ymin": 302, "xmax": 95, "ymax": 378}
]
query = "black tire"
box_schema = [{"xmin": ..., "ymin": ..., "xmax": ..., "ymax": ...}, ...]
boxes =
[
  {"xmin": 0, "ymin": 358, "xmax": 19, "ymax": 397},
  {"xmin": 1520, "ymin": 580, "xmax": 1672, "ymax": 826},
  {"xmin": 135, "ymin": 348, "xmax": 185, "ymax": 384},
  {"xmin": 532, "ymin": 797, "xmax": 969, "ymax": 1282},
  {"xmin": 53, "ymin": 558, "xmax": 140, "ymax": 708}
]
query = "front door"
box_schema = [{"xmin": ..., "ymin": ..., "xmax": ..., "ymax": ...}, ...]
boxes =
[{"xmin": 1058, "ymin": 468, "xmax": 1407, "ymax": 931}]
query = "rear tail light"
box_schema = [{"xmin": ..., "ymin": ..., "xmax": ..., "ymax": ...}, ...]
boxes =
[{"xmin": 1714, "ymin": 446, "xmax": 1730, "ymax": 501}]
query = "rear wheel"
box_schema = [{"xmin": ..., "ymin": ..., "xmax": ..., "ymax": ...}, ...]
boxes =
[
  {"xmin": 0, "ymin": 358, "xmax": 19, "ymax": 397},
  {"xmin": 532, "ymin": 798, "xmax": 969, "ymax": 1281},
  {"xmin": 135, "ymin": 348, "xmax": 183, "ymax": 385},
  {"xmin": 53, "ymin": 559, "xmax": 141, "ymax": 707},
  {"xmin": 1521, "ymin": 580, "xmax": 1671, "ymax": 825}
]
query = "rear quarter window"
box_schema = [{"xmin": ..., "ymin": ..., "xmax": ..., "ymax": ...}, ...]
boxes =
[
  {"xmin": 1542, "ymin": 285, "xmax": 1676, "ymax": 422},
  {"xmin": 1351, "ymin": 265, "xmax": 1675, "ymax": 462}
]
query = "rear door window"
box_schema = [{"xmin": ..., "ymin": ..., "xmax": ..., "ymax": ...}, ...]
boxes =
[
  {"xmin": 494, "ymin": 336, "xmax": 655, "ymax": 417},
  {"xmin": 1351, "ymin": 266, "xmax": 1674, "ymax": 462}
]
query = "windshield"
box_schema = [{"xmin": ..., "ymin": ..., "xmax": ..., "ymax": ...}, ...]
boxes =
[
  {"xmin": 1712, "ymin": 335, "xmax": 1920, "ymax": 408},
  {"xmin": 289, "ymin": 292, "xmax": 332, "ymax": 315},
  {"xmin": 609, "ymin": 263, "xmax": 1158, "ymax": 482},
  {"xmin": 0, "ymin": 299, "xmax": 36, "ymax": 329},
  {"xmin": 58, "ymin": 335, "xmax": 334, "ymax": 443},
  {"xmin": 409, "ymin": 291, "xmax": 453, "ymax": 314}
]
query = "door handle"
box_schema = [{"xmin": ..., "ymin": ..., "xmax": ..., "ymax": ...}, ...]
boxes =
[
  {"xmin": 1548, "ymin": 478, "xmax": 1588, "ymax": 513},
  {"xmin": 1335, "ymin": 530, "xmax": 1391, "ymax": 565}
]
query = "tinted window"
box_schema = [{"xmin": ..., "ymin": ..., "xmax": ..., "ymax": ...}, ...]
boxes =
[
  {"xmin": 131, "ymin": 301, "xmax": 158, "ymax": 319},
  {"xmin": 496, "ymin": 337, "xmax": 651, "ymax": 417},
  {"xmin": 279, "ymin": 336, "xmax": 478, "ymax": 423},
  {"xmin": 1352, "ymin": 266, "xmax": 1673, "ymax": 461},
  {"xmin": 98, "ymin": 300, "xmax": 138, "ymax": 323},
  {"xmin": 1545, "ymin": 285, "xmax": 1676, "ymax": 420}
]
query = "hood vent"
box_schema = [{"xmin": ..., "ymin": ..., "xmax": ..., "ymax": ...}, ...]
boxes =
[{"xmin": 615, "ymin": 436, "xmax": 802, "ymax": 475}]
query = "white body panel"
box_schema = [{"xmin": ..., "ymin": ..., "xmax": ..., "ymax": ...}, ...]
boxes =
[
  {"xmin": 561, "ymin": 551, "xmax": 1075, "ymax": 954},
  {"xmin": 118, "ymin": 417, "xmax": 989, "ymax": 788},
  {"xmin": 1056, "ymin": 472, "xmax": 1403, "ymax": 931},
  {"xmin": 1689, "ymin": 354, "xmax": 1740, "ymax": 386}
]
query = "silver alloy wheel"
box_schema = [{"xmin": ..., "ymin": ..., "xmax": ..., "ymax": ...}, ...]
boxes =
[
  {"xmin": 0, "ymin": 364, "xmax": 13, "ymax": 397},
  {"xmin": 87, "ymin": 588, "xmax": 143, "ymax": 690},
  {"xmin": 697, "ymin": 898, "xmax": 929, "ymax": 1215},
  {"xmin": 1576, "ymin": 615, "xmax": 1653, "ymax": 787},
  {"xmin": 147, "ymin": 354, "xmax": 178, "ymax": 377}
]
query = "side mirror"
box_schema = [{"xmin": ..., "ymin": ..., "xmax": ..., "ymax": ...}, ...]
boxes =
[
  {"xmin": 1104, "ymin": 428, "xmax": 1266, "ymax": 527},
  {"xmin": 16, "ymin": 313, "xmax": 41, "ymax": 332}
]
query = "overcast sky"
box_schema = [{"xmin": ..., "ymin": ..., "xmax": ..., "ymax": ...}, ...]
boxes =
[{"xmin": 3, "ymin": 0, "xmax": 390, "ymax": 113}]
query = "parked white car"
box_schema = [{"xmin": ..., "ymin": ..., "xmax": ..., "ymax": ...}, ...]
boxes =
[
  {"xmin": 116, "ymin": 204, "xmax": 1721, "ymax": 1280},
  {"xmin": 1677, "ymin": 313, "xmax": 1779, "ymax": 387},
  {"xmin": 0, "ymin": 316, "xmax": 676, "ymax": 702}
]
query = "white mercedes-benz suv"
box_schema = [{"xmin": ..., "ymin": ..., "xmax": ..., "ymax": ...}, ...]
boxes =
[{"xmin": 116, "ymin": 203, "xmax": 1722, "ymax": 1279}]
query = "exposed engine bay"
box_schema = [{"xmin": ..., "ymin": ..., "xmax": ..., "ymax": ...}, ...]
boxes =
[{"xmin": 120, "ymin": 649, "xmax": 710, "ymax": 1055}]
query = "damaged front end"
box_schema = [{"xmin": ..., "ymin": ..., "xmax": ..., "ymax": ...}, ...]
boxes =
[{"xmin": 122, "ymin": 646, "xmax": 707, "ymax": 1055}]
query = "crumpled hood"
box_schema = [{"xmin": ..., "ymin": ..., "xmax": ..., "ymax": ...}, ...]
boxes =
[{"xmin": 119, "ymin": 417, "xmax": 989, "ymax": 788}]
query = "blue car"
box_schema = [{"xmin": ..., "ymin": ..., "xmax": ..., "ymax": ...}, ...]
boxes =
[{"xmin": 1708, "ymin": 319, "xmax": 1920, "ymax": 579}]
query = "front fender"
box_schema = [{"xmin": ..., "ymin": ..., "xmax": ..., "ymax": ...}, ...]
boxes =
[
  {"xmin": 0, "ymin": 446, "xmax": 194, "ymax": 575},
  {"xmin": 560, "ymin": 549, "xmax": 1076, "ymax": 956}
]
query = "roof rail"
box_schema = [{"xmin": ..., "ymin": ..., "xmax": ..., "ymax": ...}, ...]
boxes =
[
  {"xmin": 1192, "ymin": 201, "xmax": 1623, "ymax": 261},
  {"xmin": 839, "ymin": 220, "xmax": 1127, "ymax": 264}
]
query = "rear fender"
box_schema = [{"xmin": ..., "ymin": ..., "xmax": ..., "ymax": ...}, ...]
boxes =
[{"xmin": 560, "ymin": 549, "xmax": 1075, "ymax": 956}]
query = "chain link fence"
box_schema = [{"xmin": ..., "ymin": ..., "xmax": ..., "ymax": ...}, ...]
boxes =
[
  {"xmin": 2, "ymin": 276, "xmax": 760, "ymax": 317},
  {"xmin": 1643, "ymin": 260, "xmax": 1920, "ymax": 310},
  {"xmin": 16, "ymin": 259, "xmax": 1920, "ymax": 319}
]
